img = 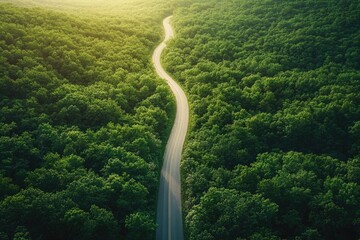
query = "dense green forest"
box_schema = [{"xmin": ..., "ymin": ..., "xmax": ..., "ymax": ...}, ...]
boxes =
[
  {"xmin": 164, "ymin": 0, "xmax": 360, "ymax": 239},
  {"xmin": 2, "ymin": 0, "xmax": 360, "ymax": 239},
  {"xmin": 0, "ymin": 1, "xmax": 174, "ymax": 239}
]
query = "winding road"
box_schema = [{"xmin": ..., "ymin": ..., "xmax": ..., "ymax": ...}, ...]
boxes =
[{"xmin": 153, "ymin": 16, "xmax": 189, "ymax": 240}]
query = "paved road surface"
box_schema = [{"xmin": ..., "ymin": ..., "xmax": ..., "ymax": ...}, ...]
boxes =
[{"xmin": 153, "ymin": 16, "xmax": 189, "ymax": 240}]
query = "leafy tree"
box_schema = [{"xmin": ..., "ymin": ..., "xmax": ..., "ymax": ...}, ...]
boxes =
[
  {"xmin": 186, "ymin": 187, "xmax": 278, "ymax": 240},
  {"xmin": 125, "ymin": 211, "xmax": 156, "ymax": 240}
]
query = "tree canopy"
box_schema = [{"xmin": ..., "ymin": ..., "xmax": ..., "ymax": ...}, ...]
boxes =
[
  {"xmin": 0, "ymin": 1, "xmax": 174, "ymax": 239},
  {"xmin": 164, "ymin": 0, "xmax": 360, "ymax": 239}
]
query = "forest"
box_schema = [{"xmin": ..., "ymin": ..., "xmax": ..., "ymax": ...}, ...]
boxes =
[
  {"xmin": 0, "ymin": 1, "xmax": 174, "ymax": 239},
  {"xmin": 1, "ymin": 0, "xmax": 360, "ymax": 239},
  {"xmin": 163, "ymin": 0, "xmax": 360, "ymax": 239}
]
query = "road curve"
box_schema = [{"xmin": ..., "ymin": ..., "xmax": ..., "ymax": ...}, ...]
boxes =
[{"xmin": 153, "ymin": 16, "xmax": 189, "ymax": 240}]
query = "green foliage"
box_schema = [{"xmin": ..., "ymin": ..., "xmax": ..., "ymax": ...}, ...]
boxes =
[
  {"xmin": 187, "ymin": 187, "xmax": 278, "ymax": 240},
  {"xmin": 125, "ymin": 211, "xmax": 157, "ymax": 240},
  {"xmin": 165, "ymin": 0, "xmax": 360, "ymax": 239},
  {"xmin": 0, "ymin": 1, "xmax": 173, "ymax": 239}
]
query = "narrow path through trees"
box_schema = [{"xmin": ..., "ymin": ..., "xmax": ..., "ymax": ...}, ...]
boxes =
[{"xmin": 153, "ymin": 16, "xmax": 189, "ymax": 240}]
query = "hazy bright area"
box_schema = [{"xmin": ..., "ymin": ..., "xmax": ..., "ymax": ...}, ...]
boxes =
[
  {"xmin": 0, "ymin": 0, "xmax": 178, "ymax": 239},
  {"xmin": 0, "ymin": 0, "xmax": 173, "ymax": 16}
]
